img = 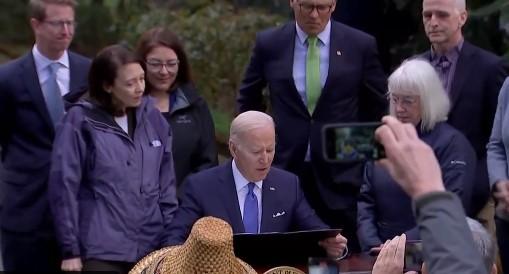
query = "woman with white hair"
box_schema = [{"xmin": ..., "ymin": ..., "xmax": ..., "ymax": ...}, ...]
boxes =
[{"xmin": 357, "ymin": 59, "xmax": 477, "ymax": 253}]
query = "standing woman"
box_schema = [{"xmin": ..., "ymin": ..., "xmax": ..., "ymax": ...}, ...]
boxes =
[
  {"xmin": 136, "ymin": 27, "xmax": 218, "ymax": 188},
  {"xmin": 48, "ymin": 45, "xmax": 178, "ymax": 273},
  {"xmin": 487, "ymin": 77, "xmax": 509, "ymax": 273}
]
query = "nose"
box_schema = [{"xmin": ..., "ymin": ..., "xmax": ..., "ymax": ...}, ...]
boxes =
[
  {"xmin": 259, "ymin": 151, "xmax": 270, "ymax": 164},
  {"xmin": 395, "ymin": 103, "xmax": 406, "ymax": 113},
  {"xmin": 136, "ymin": 79, "xmax": 145, "ymax": 93}
]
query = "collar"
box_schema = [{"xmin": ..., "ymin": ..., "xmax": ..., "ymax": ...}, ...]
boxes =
[
  {"xmin": 32, "ymin": 44, "xmax": 70, "ymax": 69},
  {"xmin": 232, "ymin": 160, "xmax": 263, "ymax": 192},
  {"xmin": 295, "ymin": 20, "xmax": 331, "ymax": 47},
  {"xmin": 430, "ymin": 39, "xmax": 463, "ymax": 62}
]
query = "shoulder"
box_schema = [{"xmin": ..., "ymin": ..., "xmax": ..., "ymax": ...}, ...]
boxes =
[
  {"xmin": 68, "ymin": 51, "xmax": 91, "ymax": 65},
  {"xmin": 0, "ymin": 53, "xmax": 32, "ymax": 79},
  {"xmin": 257, "ymin": 22, "xmax": 293, "ymax": 39},
  {"xmin": 463, "ymin": 41, "xmax": 505, "ymax": 66},
  {"xmin": 184, "ymin": 164, "xmax": 226, "ymax": 189},
  {"xmin": 330, "ymin": 20, "xmax": 373, "ymax": 41},
  {"xmin": 266, "ymin": 167, "xmax": 299, "ymax": 185},
  {"xmin": 430, "ymin": 122, "xmax": 473, "ymax": 152}
]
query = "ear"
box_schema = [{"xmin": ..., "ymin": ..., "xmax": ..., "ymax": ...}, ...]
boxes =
[
  {"xmin": 458, "ymin": 10, "xmax": 467, "ymax": 28},
  {"xmin": 289, "ymin": 0, "xmax": 296, "ymax": 8},
  {"xmin": 229, "ymin": 140, "xmax": 237, "ymax": 158},
  {"xmin": 103, "ymin": 83, "xmax": 112, "ymax": 94},
  {"xmin": 331, "ymin": 0, "xmax": 337, "ymax": 13},
  {"xmin": 491, "ymin": 264, "xmax": 497, "ymax": 274},
  {"xmin": 30, "ymin": 18, "xmax": 40, "ymax": 32}
]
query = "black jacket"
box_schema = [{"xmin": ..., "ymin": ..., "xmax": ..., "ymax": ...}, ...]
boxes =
[{"xmin": 163, "ymin": 84, "xmax": 218, "ymax": 187}]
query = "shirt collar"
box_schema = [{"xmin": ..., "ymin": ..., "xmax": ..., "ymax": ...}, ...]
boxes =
[
  {"xmin": 430, "ymin": 39, "xmax": 463, "ymax": 63},
  {"xmin": 32, "ymin": 44, "xmax": 70, "ymax": 70},
  {"xmin": 232, "ymin": 160, "xmax": 263, "ymax": 192},
  {"xmin": 295, "ymin": 20, "xmax": 331, "ymax": 47}
]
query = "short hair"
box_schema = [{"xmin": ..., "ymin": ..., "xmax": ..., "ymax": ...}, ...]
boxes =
[
  {"xmin": 88, "ymin": 44, "xmax": 143, "ymax": 116},
  {"xmin": 135, "ymin": 27, "xmax": 192, "ymax": 93},
  {"xmin": 29, "ymin": 0, "xmax": 77, "ymax": 21},
  {"xmin": 229, "ymin": 111, "xmax": 274, "ymax": 145},
  {"xmin": 388, "ymin": 59, "xmax": 450, "ymax": 132},
  {"xmin": 466, "ymin": 217, "xmax": 496, "ymax": 272}
]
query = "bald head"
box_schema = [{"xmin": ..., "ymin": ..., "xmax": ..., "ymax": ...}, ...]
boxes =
[
  {"xmin": 229, "ymin": 111, "xmax": 274, "ymax": 145},
  {"xmin": 454, "ymin": 0, "xmax": 466, "ymax": 12}
]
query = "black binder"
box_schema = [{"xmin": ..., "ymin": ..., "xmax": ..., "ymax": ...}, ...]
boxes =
[{"xmin": 233, "ymin": 228, "xmax": 342, "ymax": 266}]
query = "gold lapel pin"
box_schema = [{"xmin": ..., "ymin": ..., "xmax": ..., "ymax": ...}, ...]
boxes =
[{"xmin": 336, "ymin": 50, "xmax": 342, "ymax": 56}]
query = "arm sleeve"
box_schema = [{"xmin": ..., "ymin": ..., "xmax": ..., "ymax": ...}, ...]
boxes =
[
  {"xmin": 158, "ymin": 124, "xmax": 179, "ymax": 245},
  {"xmin": 193, "ymin": 100, "xmax": 218, "ymax": 173},
  {"xmin": 358, "ymin": 36, "xmax": 388, "ymax": 122},
  {"xmin": 48, "ymin": 114, "xmax": 87, "ymax": 258},
  {"xmin": 438, "ymin": 133, "xmax": 477, "ymax": 212},
  {"xmin": 292, "ymin": 175, "xmax": 329, "ymax": 231},
  {"xmin": 237, "ymin": 33, "xmax": 268, "ymax": 113},
  {"xmin": 487, "ymin": 78, "xmax": 509, "ymax": 189},
  {"xmin": 413, "ymin": 192, "xmax": 488, "ymax": 274},
  {"xmin": 356, "ymin": 163, "xmax": 383, "ymax": 251},
  {"xmin": 162, "ymin": 176, "xmax": 204, "ymax": 246}
]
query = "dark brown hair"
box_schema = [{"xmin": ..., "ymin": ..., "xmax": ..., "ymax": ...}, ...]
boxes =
[
  {"xmin": 88, "ymin": 44, "xmax": 142, "ymax": 116},
  {"xmin": 29, "ymin": 0, "xmax": 77, "ymax": 21},
  {"xmin": 135, "ymin": 27, "xmax": 192, "ymax": 93}
]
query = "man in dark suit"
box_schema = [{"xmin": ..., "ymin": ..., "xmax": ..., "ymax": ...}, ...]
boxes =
[
  {"xmin": 0, "ymin": 0, "xmax": 90, "ymax": 271},
  {"xmin": 237, "ymin": 0, "xmax": 387, "ymax": 251},
  {"xmin": 166, "ymin": 111, "xmax": 347, "ymax": 258},
  {"xmin": 418, "ymin": 0, "xmax": 509, "ymax": 217}
]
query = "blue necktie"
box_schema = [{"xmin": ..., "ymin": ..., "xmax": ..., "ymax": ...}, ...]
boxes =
[
  {"xmin": 43, "ymin": 62, "xmax": 65, "ymax": 125},
  {"xmin": 243, "ymin": 183, "xmax": 258, "ymax": 233},
  {"xmin": 437, "ymin": 56, "xmax": 452, "ymax": 92}
]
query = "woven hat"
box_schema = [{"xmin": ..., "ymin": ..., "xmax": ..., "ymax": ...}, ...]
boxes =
[{"xmin": 129, "ymin": 217, "xmax": 257, "ymax": 274}]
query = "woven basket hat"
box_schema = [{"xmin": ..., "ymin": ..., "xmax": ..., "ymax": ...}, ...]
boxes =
[{"xmin": 129, "ymin": 217, "xmax": 257, "ymax": 274}]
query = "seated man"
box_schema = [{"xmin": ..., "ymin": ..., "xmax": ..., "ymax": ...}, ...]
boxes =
[{"xmin": 165, "ymin": 111, "xmax": 347, "ymax": 257}]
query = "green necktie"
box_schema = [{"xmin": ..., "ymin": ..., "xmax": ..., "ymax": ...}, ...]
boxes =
[{"xmin": 306, "ymin": 36, "xmax": 320, "ymax": 113}]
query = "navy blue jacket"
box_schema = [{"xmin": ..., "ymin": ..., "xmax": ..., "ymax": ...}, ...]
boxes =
[
  {"xmin": 0, "ymin": 51, "xmax": 90, "ymax": 232},
  {"xmin": 48, "ymin": 97, "xmax": 178, "ymax": 262},
  {"xmin": 238, "ymin": 20, "xmax": 387, "ymax": 210},
  {"xmin": 357, "ymin": 122, "xmax": 476, "ymax": 251},
  {"xmin": 166, "ymin": 161, "xmax": 328, "ymax": 245}
]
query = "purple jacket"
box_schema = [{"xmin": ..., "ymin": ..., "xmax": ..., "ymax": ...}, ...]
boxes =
[{"xmin": 48, "ymin": 97, "xmax": 178, "ymax": 262}]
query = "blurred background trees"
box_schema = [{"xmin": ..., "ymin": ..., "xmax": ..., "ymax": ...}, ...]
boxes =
[{"xmin": 0, "ymin": 0, "xmax": 507, "ymax": 144}]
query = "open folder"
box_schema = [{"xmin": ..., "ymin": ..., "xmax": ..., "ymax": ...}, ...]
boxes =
[{"xmin": 233, "ymin": 228, "xmax": 342, "ymax": 266}]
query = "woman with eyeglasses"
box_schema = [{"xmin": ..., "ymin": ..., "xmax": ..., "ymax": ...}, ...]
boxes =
[
  {"xmin": 357, "ymin": 59, "xmax": 477, "ymax": 253},
  {"xmin": 136, "ymin": 27, "xmax": 218, "ymax": 189},
  {"xmin": 48, "ymin": 45, "xmax": 178, "ymax": 273}
]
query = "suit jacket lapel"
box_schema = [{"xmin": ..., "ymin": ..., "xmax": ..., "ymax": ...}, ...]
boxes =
[
  {"xmin": 21, "ymin": 53, "xmax": 54, "ymax": 130},
  {"xmin": 219, "ymin": 161, "xmax": 245, "ymax": 233},
  {"xmin": 450, "ymin": 42, "xmax": 474, "ymax": 110}
]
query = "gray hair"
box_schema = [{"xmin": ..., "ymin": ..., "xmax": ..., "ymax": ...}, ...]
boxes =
[
  {"xmin": 388, "ymin": 59, "xmax": 450, "ymax": 132},
  {"xmin": 229, "ymin": 111, "xmax": 274, "ymax": 145},
  {"xmin": 466, "ymin": 217, "xmax": 496, "ymax": 272}
]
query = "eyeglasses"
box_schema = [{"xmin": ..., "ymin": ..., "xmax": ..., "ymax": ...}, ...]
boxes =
[
  {"xmin": 43, "ymin": 20, "xmax": 77, "ymax": 29},
  {"xmin": 299, "ymin": 3, "xmax": 334, "ymax": 15},
  {"xmin": 390, "ymin": 95, "xmax": 418, "ymax": 108},
  {"xmin": 145, "ymin": 59, "xmax": 179, "ymax": 72}
]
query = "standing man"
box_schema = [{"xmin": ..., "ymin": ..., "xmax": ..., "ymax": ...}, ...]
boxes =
[
  {"xmin": 419, "ymin": 0, "xmax": 509, "ymax": 217},
  {"xmin": 0, "ymin": 0, "xmax": 90, "ymax": 271},
  {"xmin": 237, "ymin": 0, "xmax": 387, "ymax": 251}
]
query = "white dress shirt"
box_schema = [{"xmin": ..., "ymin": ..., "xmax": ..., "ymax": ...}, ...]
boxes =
[{"xmin": 32, "ymin": 44, "xmax": 71, "ymax": 97}]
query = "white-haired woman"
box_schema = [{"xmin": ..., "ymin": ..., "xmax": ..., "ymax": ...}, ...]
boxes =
[{"xmin": 357, "ymin": 59, "xmax": 477, "ymax": 253}]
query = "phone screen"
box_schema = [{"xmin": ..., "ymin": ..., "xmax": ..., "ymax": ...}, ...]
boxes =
[
  {"xmin": 404, "ymin": 241, "xmax": 423, "ymax": 271},
  {"xmin": 322, "ymin": 122, "xmax": 384, "ymax": 162}
]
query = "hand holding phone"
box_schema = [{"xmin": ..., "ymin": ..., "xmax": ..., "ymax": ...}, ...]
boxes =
[{"xmin": 404, "ymin": 241, "xmax": 423, "ymax": 272}]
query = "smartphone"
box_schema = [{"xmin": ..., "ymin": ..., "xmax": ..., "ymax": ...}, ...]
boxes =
[
  {"xmin": 404, "ymin": 241, "xmax": 424, "ymax": 272},
  {"xmin": 308, "ymin": 257, "xmax": 339, "ymax": 274},
  {"xmin": 322, "ymin": 122, "xmax": 385, "ymax": 162}
]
